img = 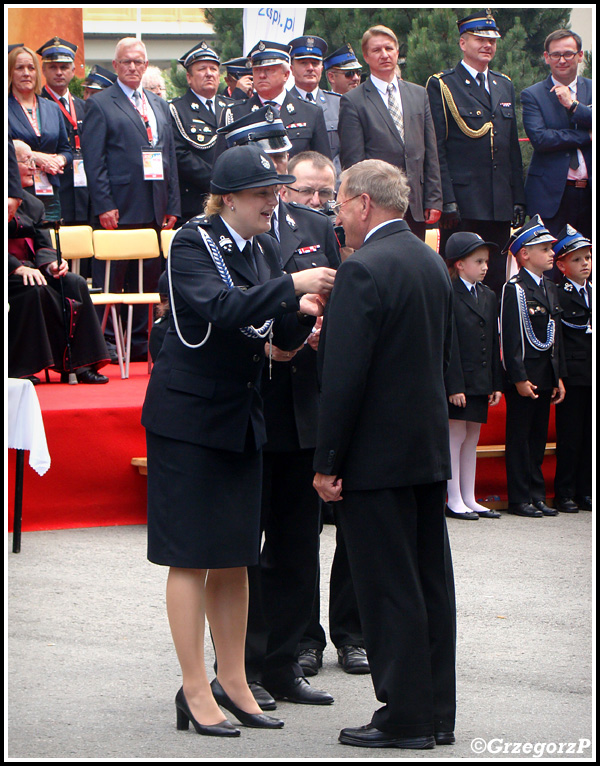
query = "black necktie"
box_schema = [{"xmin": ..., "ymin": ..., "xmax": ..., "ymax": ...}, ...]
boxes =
[
  {"xmin": 580, "ymin": 287, "xmax": 588, "ymax": 304},
  {"xmin": 476, "ymin": 72, "xmax": 491, "ymax": 105},
  {"xmin": 305, "ymin": 92, "xmax": 314, "ymax": 102},
  {"xmin": 206, "ymin": 99, "xmax": 213, "ymax": 114},
  {"xmin": 242, "ymin": 241, "xmax": 257, "ymax": 277},
  {"xmin": 265, "ymin": 100, "xmax": 280, "ymax": 116},
  {"xmin": 471, "ymin": 285, "xmax": 478, "ymax": 303},
  {"xmin": 60, "ymin": 96, "xmax": 69, "ymax": 112}
]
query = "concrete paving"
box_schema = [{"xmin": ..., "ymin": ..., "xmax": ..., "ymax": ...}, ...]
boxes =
[{"xmin": 6, "ymin": 510, "xmax": 594, "ymax": 760}]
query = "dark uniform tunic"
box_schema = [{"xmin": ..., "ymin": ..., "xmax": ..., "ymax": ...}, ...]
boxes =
[
  {"xmin": 427, "ymin": 63, "xmax": 526, "ymax": 287},
  {"xmin": 215, "ymin": 92, "xmax": 333, "ymax": 162},
  {"xmin": 169, "ymin": 89, "xmax": 234, "ymax": 222},
  {"xmin": 500, "ymin": 269, "xmax": 567, "ymax": 505},
  {"xmin": 141, "ymin": 214, "xmax": 314, "ymax": 569},
  {"xmin": 554, "ymin": 278, "xmax": 592, "ymax": 501}
]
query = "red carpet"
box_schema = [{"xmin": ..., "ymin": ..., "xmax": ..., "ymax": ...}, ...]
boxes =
[{"xmin": 7, "ymin": 365, "xmax": 556, "ymax": 532}]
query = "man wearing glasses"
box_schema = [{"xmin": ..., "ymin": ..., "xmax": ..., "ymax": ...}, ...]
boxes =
[
  {"xmin": 82, "ymin": 37, "xmax": 180, "ymax": 360},
  {"xmin": 324, "ymin": 45, "xmax": 362, "ymax": 97},
  {"xmin": 521, "ymin": 29, "xmax": 592, "ymax": 243}
]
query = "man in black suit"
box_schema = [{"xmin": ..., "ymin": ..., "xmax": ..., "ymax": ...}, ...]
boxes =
[
  {"xmin": 338, "ymin": 25, "xmax": 442, "ymax": 241},
  {"xmin": 314, "ymin": 159, "xmax": 456, "ymax": 749},
  {"xmin": 38, "ymin": 37, "xmax": 89, "ymax": 227},
  {"xmin": 169, "ymin": 42, "xmax": 234, "ymax": 222},
  {"xmin": 426, "ymin": 10, "xmax": 526, "ymax": 290},
  {"xmin": 82, "ymin": 37, "xmax": 180, "ymax": 358},
  {"xmin": 215, "ymin": 40, "xmax": 332, "ymax": 162}
]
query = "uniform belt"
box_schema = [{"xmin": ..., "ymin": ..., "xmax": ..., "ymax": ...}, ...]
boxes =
[{"xmin": 566, "ymin": 179, "xmax": 588, "ymax": 188}]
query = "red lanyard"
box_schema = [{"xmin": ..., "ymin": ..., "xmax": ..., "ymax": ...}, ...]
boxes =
[
  {"xmin": 132, "ymin": 91, "xmax": 154, "ymax": 144},
  {"xmin": 45, "ymin": 89, "xmax": 80, "ymax": 150}
]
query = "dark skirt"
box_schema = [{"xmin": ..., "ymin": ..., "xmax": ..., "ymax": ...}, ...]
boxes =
[
  {"xmin": 146, "ymin": 430, "xmax": 262, "ymax": 569},
  {"xmin": 448, "ymin": 394, "xmax": 489, "ymax": 424}
]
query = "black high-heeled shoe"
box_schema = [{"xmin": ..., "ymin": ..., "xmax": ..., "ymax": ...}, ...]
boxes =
[
  {"xmin": 210, "ymin": 678, "xmax": 284, "ymax": 729},
  {"xmin": 175, "ymin": 687, "xmax": 240, "ymax": 737}
]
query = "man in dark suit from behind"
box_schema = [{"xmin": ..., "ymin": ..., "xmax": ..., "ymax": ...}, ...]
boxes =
[
  {"xmin": 314, "ymin": 159, "xmax": 456, "ymax": 750},
  {"xmin": 338, "ymin": 25, "xmax": 442, "ymax": 241},
  {"xmin": 521, "ymin": 30, "xmax": 592, "ymax": 244},
  {"xmin": 82, "ymin": 37, "xmax": 180, "ymax": 359}
]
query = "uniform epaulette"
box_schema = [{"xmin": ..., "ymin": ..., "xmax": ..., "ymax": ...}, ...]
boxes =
[
  {"xmin": 491, "ymin": 69, "xmax": 511, "ymax": 81},
  {"xmin": 325, "ymin": 90, "xmax": 342, "ymax": 98},
  {"xmin": 508, "ymin": 275, "xmax": 519, "ymax": 283}
]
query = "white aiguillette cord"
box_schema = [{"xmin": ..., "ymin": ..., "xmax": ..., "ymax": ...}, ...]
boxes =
[{"xmin": 167, "ymin": 227, "xmax": 275, "ymax": 354}]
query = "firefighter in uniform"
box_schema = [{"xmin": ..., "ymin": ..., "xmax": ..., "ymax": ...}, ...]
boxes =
[
  {"xmin": 426, "ymin": 10, "xmax": 526, "ymax": 293},
  {"xmin": 169, "ymin": 42, "xmax": 234, "ymax": 223}
]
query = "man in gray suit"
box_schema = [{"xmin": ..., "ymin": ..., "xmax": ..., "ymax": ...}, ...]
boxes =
[{"xmin": 338, "ymin": 25, "xmax": 442, "ymax": 240}]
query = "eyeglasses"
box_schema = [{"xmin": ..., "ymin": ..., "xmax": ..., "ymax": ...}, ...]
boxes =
[
  {"xmin": 329, "ymin": 194, "xmax": 361, "ymax": 215},
  {"xmin": 18, "ymin": 159, "xmax": 36, "ymax": 167},
  {"xmin": 286, "ymin": 186, "xmax": 335, "ymax": 203},
  {"xmin": 117, "ymin": 59, "xmax": 147, "ymax": 67},
  {"xmin": 547, "ymin": 50, "xmax": 578, "ymax": 61}
]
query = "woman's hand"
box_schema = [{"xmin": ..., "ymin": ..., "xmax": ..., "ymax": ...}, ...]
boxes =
[
  {"xmin": 14, "ymin": 264, "xmax": 47, "ymax": 286},
  {"xmin": 449, "ymin": 393, "xmax": 466, "ymax": 407},
  {"xmin": 33, "ymin": 152, "xmax": 65, "ymax": 175},
  {"xmin": 291, "ymin": 266, "xmax": 336, "ymax": 297}
]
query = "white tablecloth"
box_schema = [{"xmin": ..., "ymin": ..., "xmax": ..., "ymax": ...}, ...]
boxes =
[{"xmin": 7, "ymin": 379, "xmax": 51, "ymax": 476}]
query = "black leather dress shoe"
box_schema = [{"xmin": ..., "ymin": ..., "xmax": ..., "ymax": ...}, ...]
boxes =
[
  {"xmin": 210, "ymin": 678, "xmax": 284, "ymax": 728},
  {"xmin": 61, "ymin": 369, "xmax": 109, "ymax": 384},
  {"xmin": 297, "ymin": 648, "xmax": 322, "ymax": 677},
  {"xmin": 533, "ymin": 499, "xmax": 558, "ymax": 516},
  {"xmin": 249, "ymin": 681, "xmax": 277, "ymax": 711},
  {"xmin": 339, "ymin": 725, "xmax": 435, "ymax": 749},
  {"xmin": 476, "ymin": 509, "xmax": 501, "ymax": 518},
  {"xmin": 554, "ymin": 497, "xmax": 579, "ymax": 513},
  {"xmin": 576, "ymin": 496, "xmax": 592, "ymax": 511},
  {"xmin": 337, "ymin": 646, "xmax": 370, "ymax": 675},
  {"xmin": 271, "ymin": 677, "xmax": 333, "ymax": 705},
  {"xmin": 445, "ymin": 505, "xmax": 479, "ymax": 520},
  {"xmin": 507, "ymin": 503, "xmax": 543, "ymax": 518},
  {"xmin": 435, "ymin": 731, "xmax": 456, "ymax": 745}
]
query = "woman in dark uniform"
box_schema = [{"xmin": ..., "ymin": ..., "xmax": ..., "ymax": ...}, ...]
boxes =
[{"xmin": 141, "ymin": 145, "xmax": 335, "ymax": 737}]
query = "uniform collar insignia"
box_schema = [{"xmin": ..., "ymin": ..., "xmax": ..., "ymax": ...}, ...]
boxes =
[
  {"xmin": 564, "ymin": 282, "xmax": 574, "ymax": 291},
  {"xmin": 191, "ymin": 102, "xmax": 200, "ymax": 110},
  {"xmin": 285, "ymin": 213, "xmax": 297, "ymax": 229},
  {"xmin": 219, "ymin": 235, "xmax": 234, "ymax": 253},
  {"xmin": 286, "ymin": 102, "xmax": 295, "ymax": 114}
]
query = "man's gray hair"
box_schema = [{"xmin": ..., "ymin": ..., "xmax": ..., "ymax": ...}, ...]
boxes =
[
  {"xmin": 340, "ymin": 159, "xmax": 410, "ymax": 216},
  {"xmin": 114, "ymin": 37, "xmax": 148, "ymax": 61}
]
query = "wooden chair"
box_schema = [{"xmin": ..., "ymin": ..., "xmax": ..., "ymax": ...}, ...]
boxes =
[{"xmin": 92, "ymin": 229, "xmax": 161, "ymax": 378}]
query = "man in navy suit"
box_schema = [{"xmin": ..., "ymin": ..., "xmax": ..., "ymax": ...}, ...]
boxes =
[
  {"xmin": 82, "ymin": 37, "xmax": 180, "ymax": 358},
  {"xmin": 521, "ymin": 30, "xmax": 592, "ymax": 243}
]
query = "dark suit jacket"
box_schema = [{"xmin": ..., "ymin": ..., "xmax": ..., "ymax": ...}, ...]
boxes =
[
  {"xmin": 501, "ymin": 269, "xmax": 566, "ymax": 389},
  {"xmin": 427, "ymin": 63, "xmax": 525, "ymax": 221},
  {"xmin": 8, "ymin": 93, "xmax": 73, "ymax": 192},
  {"xmin": 521, "ymin": 75, "xmax": 592, "ymax": 219},
  {"xmin": 215, "ymin": 91, "xmax": 332, "ymax": 161},
  {"xmin": 262, "ymin": 200, "xmax": 340, "ymax": 451},
  {"xmin": 40, "ymin": 87, "xmax": 89, "ymax": 223},
  {"xmin": 338, "ymin": 77, "xmax": 442, "ymax": 222},
  {"xmin": 445, "ymin": 278, "xmax": 503, "ymax": 396},
  {"xmin": 141, "ymin": 215, "xmax": 313, "ymax": 452},
  {"xmin": 556, "ymin": 278, "xmax": 592, "ymax": 387},
  {"xmin": 82, "ymin": 82, "xmax": 180, "ymax": 225},
  {"xmin": 169, "ymin": 88, "xmax": 233, "ymax": 220},
  {"xmin": 314, "ymin": 219, "xmax": 453, "ymax": 489}
]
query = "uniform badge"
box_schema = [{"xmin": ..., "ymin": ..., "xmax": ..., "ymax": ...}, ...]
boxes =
[
  {"xmin": 566, "ymin": 224, "xmax": 578, "ymax": 236},
  {"xmin": 260, "ymin": 154, "xmax": 271, "ymax": 169},
  {"xmin": 218, "ymin": 100, "xmax": 226, "ymax": 108},
  {"xmin": 285, "ymin": 213, "xmax": 296, "ymax": 229},
  {"xmin": 191, "ymin": 102, "xmax": 200, "ymax": 110},
  {"xmin": 297, "ymin": 245, "xmax": 320, "ymax": 254},
  {"xmin": 287, "ymin": 122, "xmax": 307, "ymax": 129},
  {"xmin": 500, "ymin": 102, "xmax": 512, "ymax": 107},
  {"xmin": 564, "ymin": 282, "xmax": 574, "ymax": 291},
  {"xmin": 191, "ymin": 127, "xmax": 197, "ymax": 133},
  {"xmin": 251, "ymin": 104, "xmax": 260, "ymax": 112},
  {"xmin": 197, "ymin": 135, "xmax": 204, "ymax": 142},
  {"xmin": 219, "ymin": 235, "xmax": 233, "ymax": 253},
  {"xmin": 265, "ymin": 106, "xmax": 275, "ymax": 122},
  {"xmin": 225, "ymin": 108, "xmax": 234, "ymax": 125},
  {"xmin": 259, "ymin": 42, "xmax": 266, "ymax": 51},
  {"xmin": 307, "ymin": 37, "xmax": 315, "ymax": 47},
  {"xmin": 286, "ymin": 102, "xmax": 295, "ymax": 114}
]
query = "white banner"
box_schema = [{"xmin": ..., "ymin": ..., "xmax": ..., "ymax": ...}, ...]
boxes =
[{"xmin": 243, "ymin": 6, "xmax": 306, "ymax": 55}]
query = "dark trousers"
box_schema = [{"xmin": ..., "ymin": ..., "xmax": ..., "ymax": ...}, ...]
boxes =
[
  {"xmin": 505, "ymin": 385, "xmax": 553, "ymax": 504},
  {"xmin": 440, "ymin": 219, "xmax": 511, "ymax": 296},
  {"xmin": 554, "ymin": 384, "xmax": 592, "ymax": 499},
  {"xmin": 338, "ymin": 481, "xmax": 456, "ymax": 737},
  {"xmin": 299, "ymin": 507, "xmax": 364, "ymax": 652},
  {"xmin": 245, "ymin": 449, "xmax": 321, "ymax": 690}
]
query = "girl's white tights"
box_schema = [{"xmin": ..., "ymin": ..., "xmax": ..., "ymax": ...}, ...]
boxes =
[{"xmin": 447, "ymin": 419, "xmax": 489, "ymax": 514}]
